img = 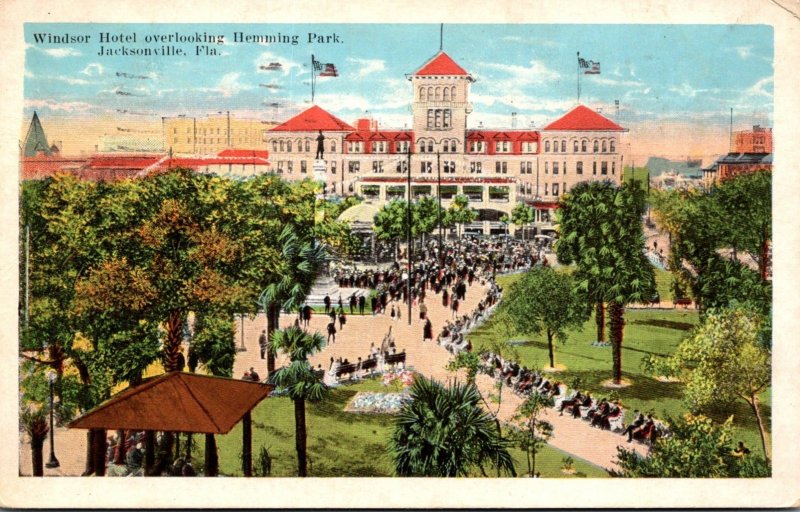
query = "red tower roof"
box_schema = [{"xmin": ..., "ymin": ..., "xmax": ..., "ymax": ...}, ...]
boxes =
[
  {"xmin": 270, "ymin": 105, "xmax": 355, "ymax": 132},
  {"xmin": 543, "ymin": 105, "xmax": 625, "ymax": 131},
  {"xmin": 412, "ymin": 51, "xmax": 470, "ymax": 76}
]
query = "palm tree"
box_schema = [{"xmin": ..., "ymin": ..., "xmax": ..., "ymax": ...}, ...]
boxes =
[
  {"xmin": 389, "ymin": 376, "xmax": 516, "ymax": 477},
  {"xmin": 259, "ymin": 225, "xmax": 328, "ymax": 375},
  {"xmin": 556, "ymin": 180, "xmax": 655, "ymax": 384},
  {"xmin": 268, "ymin": 326, "xmax": 328, "ymax": 477},
  {"xmin": 21, "ymin": 407, "xmax": 49, "ymax": 476}
]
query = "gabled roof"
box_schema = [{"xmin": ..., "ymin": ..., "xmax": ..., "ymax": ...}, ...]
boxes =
[
  {"xmin": 217, "ymin": 149, "xmax": 269, "ymax": 158},
  {"xmin": 412, "ymin": 51, "xmax": 470, "ymax": 77},
  {"xmin": 69, "ymin": 371, "xmax": 274, "ymax": 434},
  {"xmin": 543, "ymin": 105, "xmax": 625, "ymax": 131},
  {"xmin": 270, "ymin": 105, "xmax": 354, "ymax": 132}
]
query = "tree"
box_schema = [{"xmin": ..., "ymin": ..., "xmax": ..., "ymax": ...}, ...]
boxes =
[
  {"xmin": 259, "ymin": 224, "xmax": 328, "ymax": 375},
  {"xmin": 373, "ymin": 199, "xmax": 409, "ymax": 259},
  {"xmin": 504, "ymin": 267, "xmax": 589, "ymax": 369},
  {"xmin": 511, "ymin": 202, "xmax": 534, "ymax": 240},
  {"xmin": 190, "ymin": 313, "xmax": 236, "ymax": 377},
  {"xmin": 510, "ymin": 393, "xmax": 554, "ymax": 477},
  {"xmin": 268, "ymin": 326, "xmax": 328, "ymax": 477},
  {"xmin": 556, "ymin": 181, "xmax": 656, "ymax": 383},
  {"xmin": 389, "ymin": 376, "xmax": 516, "ymax": 477},
  {"xmin": 21, "ymin": 406, "xmax": 49, "ymax": 476},
  {"xmin": 651, "ymin": 307, "xmax": 771, "ymax": 462},
  {"xmin": 615, "ymin": 413, "xmax": 769, "ymax": 477},
  {"xmin": 444, "ymin": 194, "xmax": 478, "ymax": 248}
]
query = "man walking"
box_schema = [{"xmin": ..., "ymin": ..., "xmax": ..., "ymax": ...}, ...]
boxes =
[{"xmin": 258, "ymin": 330, "xmax": 268, "ymax": 360}]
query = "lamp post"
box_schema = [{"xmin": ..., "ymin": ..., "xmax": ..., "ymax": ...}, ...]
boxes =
[
  {"xmin": 45, "ymin": 370, "xmax": 59, "ymax": 468},
  {"xmin": 436, "ymin": 151, "xmax": 443, "ymax": 263},
  {"xmin": 238, "ymin": 313, "xmax": 247, "ymax": 352}
]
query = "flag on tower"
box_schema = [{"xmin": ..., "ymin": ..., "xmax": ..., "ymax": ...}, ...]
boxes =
[{"xmin": 319, "ymin": 63, "xmax": 339, "ymax": 77}]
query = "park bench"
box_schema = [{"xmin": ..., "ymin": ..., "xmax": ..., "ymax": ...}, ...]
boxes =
[
  {"xmin": 360, "ymin": 358, "xmax": 378, "ymax": 376},
  {"xmin": 335, "ymin": 363, "xmax": 358, "ymax": 381},
  {"xmin": 673, "ymin": 297, "xmax": 692, "ymax": 308},
  {"xmin": 384, "ymin": 351, "xmax": 406, "ymax": 369}
]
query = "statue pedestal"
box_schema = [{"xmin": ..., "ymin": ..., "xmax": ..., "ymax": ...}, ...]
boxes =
[{"xmin": 304, "ymin": 273, "xmax": 341, "ymax": 307}]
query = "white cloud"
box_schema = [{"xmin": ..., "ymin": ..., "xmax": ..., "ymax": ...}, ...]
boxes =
[
  {"xmin": 735, "ymin": 45, "xmax": 753, "ymax": 59},
  {"xmin": 254, "ymin": 51, "xmax": 307, "ymax": 77},
  {"xmin": 742, "ymin": 76, "xmax": 773, "ymax": 99},
  {"xmin": 591, "ymin": 76, "xmax": 643, "ymax": 88},
  {"xmin": 52, "ymin": 75, "xmax": 91, "ymax": 86},
  {"xmin": 42, "ymin": 47, "xmax": 82, "ymax": 58},
  {"xmin": 313, "ymin": 92, "xmax": 373, "ymax": 112},
  {"xmin": 478, "ymin": 60, "xmax": 561, "ymax": 86},
  {"xmin": 211, "ymin": 72, "xmax": 254, "ymax": 98},
  {"xmin": 24, "ymin": 99, "xmax": 94, "ymax": 112},
  {"xmin": 81, "ymin": 63, "xmax": 105, "ymax": 76},
  {"xmin": 347, "ymin": 57, "xmax": 386, "ymax": 78}
]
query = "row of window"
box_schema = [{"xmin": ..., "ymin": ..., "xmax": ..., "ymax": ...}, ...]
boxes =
[
  {"xmin": 173, "ymin": 127, "xmax": 257, "ymax": 136},
  {"xmin": 271, "ymin": 139, "xmax": 337, "ymax": 153},
  {"xmin": 426, "ymin": 109, "xmax": 452, "ymax": 130},
  {"xmin": 173, "ymin": 137, "xmax": 257, "ymax": 145},
  {"xmin": 544, "ymin": 139, "xmax": 616, "ymax": 153},
  {"xmin": 467, "ymin": 141, "xmax": 538, "ymax": 154},
  {"xmin": 544, "ymin": 160, "xmax": 616, "ymax": 176},
  {"xmin": 418, "ymin": 85, "xmax": 458, "ymax": 102},
  {"xmin": 418, "ymin": 138, "xmax": 458, "ymax": 153},
  {"xmin": 275, "ymin": 160, "xmax": 338, "ymax": 174}
]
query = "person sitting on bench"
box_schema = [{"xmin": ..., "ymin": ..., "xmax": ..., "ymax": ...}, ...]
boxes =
[{"xmin": 622, "ymin": 410, "xmax": 645, "ymax": 441}]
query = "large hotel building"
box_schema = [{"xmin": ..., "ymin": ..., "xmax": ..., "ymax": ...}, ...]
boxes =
[{"xmin": 264, "ymin": 51, "xmax": 628, "ymax": 235}]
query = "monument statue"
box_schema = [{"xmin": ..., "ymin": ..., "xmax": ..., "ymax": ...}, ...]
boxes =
[{"xmin": 315, "ymin": 130, "xmax": 325, "ymax": 160}]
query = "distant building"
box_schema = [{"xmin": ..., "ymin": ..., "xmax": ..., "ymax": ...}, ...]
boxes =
[
  {"xmin": 22, "ymin": 112, "xmax": 54, "ymax": 157},
  {"xmin": 163, "ymin": 114, "xmax": 275, "ymax": 155},
  {"xmin": 703, "ymin": 125, "xmax": 773, "ymax": 186},
  {"xmin": 263, "ymin": 50, "xmax": 628, "ymax": 235}
]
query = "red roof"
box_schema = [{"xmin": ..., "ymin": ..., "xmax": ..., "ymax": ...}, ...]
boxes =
[
  {"xmin": 69, "ymin": 372, "xmax": 273, "ymax": 434},
  {"xmin": 543, "ymin": 105, "xmax": 625, "ymax": 131},
  {"xmin": 466, "ymin": 130, "xmax": 539, "ymax": 142},
  {"xmin": 86, "ymin": 154, "xmax": 164, "ymax": 170},
  {"xmin": 412, "ymin": 51, "xmax": 470, "ymax": 76},
  {"xmin": 217, "ymin": 149, "xmax": 269, "ymax": 158},
  {"xmin": 270, "ymin": 105, "xmax": 354, "ymax": 132}
]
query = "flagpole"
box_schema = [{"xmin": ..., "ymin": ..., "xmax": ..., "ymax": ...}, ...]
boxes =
[
  {"xmin": 311, "ymin": 54, "xmax": 316, "ymax": 104},
  {"xmin": 576, "ymin": 52, "xmax": 581, "ymax": 104}
]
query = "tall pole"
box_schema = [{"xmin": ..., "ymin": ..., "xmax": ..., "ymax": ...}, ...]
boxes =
[
  {"xmin": 311, "ymin": 55, "xmax": 316, "ymax": 104},
  {"xmin": 729, "ymin": 107, "xmax": 734, "ymax": 152},
  {"xmin": 406, "ymin": 147, "xmax": 412, "ymax": 326},
  {"xmin": 440, "ymin": 23, "xmax": 443, "ymax": 51},
  {"xmin": 437, "ymin": 151, "xmax": 442, "ymax": 260},
  {"xmin": 238, "ymin": 313, "xmax": 246, "ymax": 352},
  {"xmin": 227, "ymin": 111, "xmax": 231, "ymax": 148},
  {"xmin": 45, "ymin": 373, "xmax": 59, "ymax": 468},
  {"xmin": 577, "ymin": 52, "xmax": 581, "ymax": 104}
]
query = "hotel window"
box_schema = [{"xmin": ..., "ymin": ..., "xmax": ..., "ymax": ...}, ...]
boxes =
[
  {"xmin": 435, "ymin": 110, "xmax": 442, "ymax": 128},
  {"xmin": 427, "ymin": 141, "xmax": 434, "ymax": 153},
  {"xmin": 421, "ymin": 161, "xmax": 432, "ymax": 174},
  {"xmin": 561, "ymin": 140, "xmax": 566, "ymax": 152},
  {"xmin": 435, "ymin": 87, "xmax": 441, "ymax": 100},
  {"xmin": 287, "ymin": 141, "xmax": 292, "ymax": 152},
  {"xmin": 217, "ymin": 128, "xmax": 220, "ymax": 135},
  {"xmin": 470, "ymin": 161, "xmax": 483, "ymax": 173},
  {"xmin": 420, "ymin": 87, "xmax": 426, "ymax": 101},
  {"xmin": 331, "ymin": 161, "xmax": 337, "ymax": 174},
  {"xmin": 544, "ymin": 183, "xmax": 549, "ymax": 195},
  {"xmin": 552, "ymin": 183, "xmax": 560, "ymax": 196},
  {"xmin": 577, "ymin": 161, "xmax": 584, "ymax": 175},
  {"xmin": 279, "ymin": 140, "xmax": 285, "ymax": 152},
  {"xmin": 277, "ymin": 161, "xmax": 284, "ymax": 173},
  {"xmin": 443, "ymin": 109, "xmax": 451, "ymax": 128},
  {"xmin": 601, "ymin": 162, "xmax": 608, "ymax": 175},
  {"xmin": 301, "ymin": 161, "xmax": 307, "ymax": 173},
  {"xmin": 573, "ymin": 140, "xmax": 579, "ymax": 153},
  {"xmin": 582, "ymin": 140, "xmax": 587, "ymax": 152},
  {"xmin": 450, "ymin": 140, "xmax": 457, "ymax": 152},
  {"xmin": 563, "ymin": 182, "xmax": 567, "ymax": 194},
  {"xmin": 609, "ymin": 140, "xmax": 615, "ymax": 153},
  {"xmin": 495, "ymin": 161, "xmax": 507, "ymax": 174},
  {"xmin": 593, "ymin": 140, "xmax": 599, "ymax": 153},
  {"xmin": 443, "ymin": 87, "xmax": 450, "ymax": 101},
  {"xmin": 287, "ymin": 162, "xmax": 293, "ymax": 173},
  {"xmin": 451, "ymin": 86, "xmax": 456, "ymax": 100},
  {"xmin": 545, "ymin": 141, "xmax": 550, "ymax": 152},
  {"xmin": 553, "ymin": 141, "xmax": 559, "ymax": 153},
  {"xmin": 611, "ymin": 162, "xmax": 616, "ymax": 175},
  {"xmin": 521, "ymin": 161, "xmax": 532, "ymax": 174},
  {"xmin": 305, "ymin": 140, "xmax": 311, "ymax": 152},
  {"xmin": 526, "ymin": 183, "xmax": 532, "ymax": 194},
  {"xmin": 602, "ymin": 140, "xmax": 607, "ymax": 153},
  {"xmin": 545, "ymin": 162, "xmax": 549, "ymax": 174},
  {"xmin": 419, "ymin": 141, "xmax": 427, "ymax": 153},
  {"xmin": 553, "ymin": 162, "xmax": 559, "ymax": 175},
  {"xmin": 331, "ymin": 140, "xmax": 337, "ymax": 152},
  {"xmin": 372, "ymin": 161, "xmax": 384, "ymax": 173},
  {"xmin": 348, "ymin": 161, "xmax": 360, "ymax": 173},
  {"xmin": 173, "ymin": 127, "xmax": 177, "ymax": 134},
  {"xmin": 593, "ymin": 162, "xmax": 597, "ymax": 175},
  {"xmin": 444, "ymin": 161, "xmax": 456, "ymax": 174},
  {"xmin": 396, "ymin": 160, "xmax": 408, "ymax": 173},
  {"xmin": 427, "ymin": 110, "xmax": 434, "ymax": 129}
]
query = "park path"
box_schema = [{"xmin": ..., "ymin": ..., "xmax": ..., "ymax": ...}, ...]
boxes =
[{"xmin": 19, "ymin": 272, "xmax": 647, "ymax": 476}]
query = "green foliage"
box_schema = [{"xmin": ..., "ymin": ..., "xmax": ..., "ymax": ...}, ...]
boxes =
[
  {"xmin": 255, "ymin": 445, "xmax": 273, "ymax": 476},
  {"xmin": 510, "ymin": 393, "xmax": 554, "ymax": 476},
  {"xmin": 615, "ymin": 414, "xmax": 768, "ymax": 478},
  {"xmin": 389, "ymin": 376, "xmax": 516, "ymax": 477},
  {"xmin": 191, "ymin": 313, "xmax": 237, "ymax": 377},
  {"xmin": 446, "ymin": 351, "xmax": 481, "ymax": 384},
  {"xmin": 561, "ymin": 456, "xmax": 575, "ymax": 471},
  {"xmin": 269, "ymin": 326, "xmax": 328, "ymax": 402},
  {"xmin": 444, "ymin": 194, "xmax": 478, "ymax": 229},
  {"xmin": 373, "ymin": 199, "xmax": 411, "ymax": 243},
  {"xmin": 20, "ymin": 406, "xmax": 49, "ymax": 441}
]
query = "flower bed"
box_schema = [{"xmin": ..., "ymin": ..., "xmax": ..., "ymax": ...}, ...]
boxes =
[{"xmin": 345, "ymin": 392, "xmax": 412, "ymax": 414}]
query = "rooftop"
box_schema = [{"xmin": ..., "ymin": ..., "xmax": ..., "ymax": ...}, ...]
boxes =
[
  {"xmin": 543, "ymin": 105, "xmax": 625, "ymax": 132},
  {"xmin": 411, "ymin": 51, "xmax": 470, "ymax": 77},
  {"xmin": 270, "ymin": 105, "xmax": 355, "ymax": 132}
]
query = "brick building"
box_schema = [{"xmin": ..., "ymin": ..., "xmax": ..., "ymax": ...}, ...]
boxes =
[{"xmin": 703, "ymin": 125, "xmax": 773, "ymax": 185}]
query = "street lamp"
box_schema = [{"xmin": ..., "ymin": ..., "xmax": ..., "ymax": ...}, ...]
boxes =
[
  {"xmin": 238, "ymin": 313, "xmax": 247, "ymax": 352},
  {"xmin": 45, "ymin": 370, "xmax": 59, "ymax": 469}
]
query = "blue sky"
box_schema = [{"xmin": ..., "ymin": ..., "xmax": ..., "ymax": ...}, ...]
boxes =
[{"xmin": 23, "ymin": 23, "xmax": 773, "ymax": 159}]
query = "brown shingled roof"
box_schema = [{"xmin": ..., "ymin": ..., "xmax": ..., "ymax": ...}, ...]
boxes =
[{"xmin": 68, "ymin": 372, "xmax": 274, "ymax": 434}]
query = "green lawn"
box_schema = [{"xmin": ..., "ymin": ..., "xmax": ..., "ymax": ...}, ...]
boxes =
[
  {"xmin": 468, "ymin": 273, "xmax": 771, "ymax": 460},
  {"xmin": 186, "ymin": 378, "xmax": 608, "ymax": 477},
  {"xmin": 623, "ymin": 166, "xmax": 650, "ymax": 186}
]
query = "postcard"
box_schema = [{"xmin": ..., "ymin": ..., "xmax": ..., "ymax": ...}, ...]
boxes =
[{"xmin": 1, "ymin": 0, "xmax": 799, "ymax": 508}]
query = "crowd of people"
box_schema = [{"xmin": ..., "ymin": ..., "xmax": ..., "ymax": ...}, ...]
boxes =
[
  {"xmin": 478, "ymin": 351, "xmax": 672, "ymax": 446},
  {"xmin": 104, "ymin": 431, "xmax": 196, "ymax": 477}
]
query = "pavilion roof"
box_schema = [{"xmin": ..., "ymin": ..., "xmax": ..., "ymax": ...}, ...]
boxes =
[{"xmin": 68, "ymin": 372, "xmax": 273, "ymax": 434}]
